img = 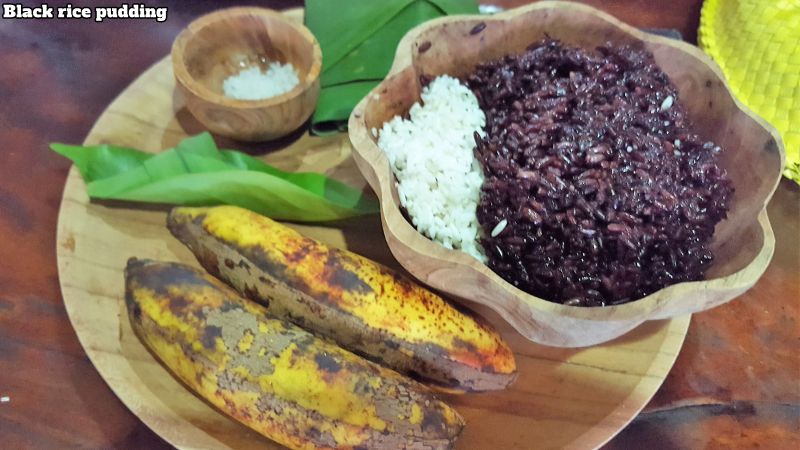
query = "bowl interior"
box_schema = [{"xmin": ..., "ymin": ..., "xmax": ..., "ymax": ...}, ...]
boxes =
[
  {"xmin": 176, "ymin": 8, "xmax": 317, "ymax": 100},
  {"xmin": 361, "ymin": 6, "xmax": 783, "ymax": 285}
]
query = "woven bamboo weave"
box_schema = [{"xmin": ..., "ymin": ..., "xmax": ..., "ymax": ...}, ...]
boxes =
[{"xmin": 700, "ymin": 0, "xmax": 799, "ymax": 183}]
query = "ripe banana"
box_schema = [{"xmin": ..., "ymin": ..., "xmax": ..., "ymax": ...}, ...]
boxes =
[
  {"xmin": 125, "ymin": 258, "xmax": 464, "ymax": 450},
  {"xmin": 167, "ymin": 206, "xmax": 517, "ymax": 392}
]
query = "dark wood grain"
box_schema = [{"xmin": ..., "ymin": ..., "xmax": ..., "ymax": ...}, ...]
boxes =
[{"xmin": 0, "ymin": 0, "xmax": 796, "ymax": 449}]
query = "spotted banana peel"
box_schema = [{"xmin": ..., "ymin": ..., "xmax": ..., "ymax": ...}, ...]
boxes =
[
  {"xmin": 167, "ymin": 205, "xmax": 517, "ymax": 392},
  {"xmin": 125, "ymin": 259, "xmax": 464, "ymax": 450}
]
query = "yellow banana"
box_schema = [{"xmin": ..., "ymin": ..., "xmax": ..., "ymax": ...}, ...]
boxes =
[
  {"xmin": 167, "ymin": 206, "xmax": 517, "ymax": 392},
  {"xmin": 125, "ymin": 259, "xmax": 464, "ymax": 450}
]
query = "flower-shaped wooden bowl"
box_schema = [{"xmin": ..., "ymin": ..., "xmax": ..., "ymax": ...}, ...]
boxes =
[{"xmin": 348, "ymin": 1, "xmax": 786, "ymax": 347}]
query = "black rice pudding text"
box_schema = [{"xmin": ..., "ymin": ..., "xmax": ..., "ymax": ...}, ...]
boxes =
[{"xmin": 467, "ymin": 39, "xmax": 733, "ymax": 306}]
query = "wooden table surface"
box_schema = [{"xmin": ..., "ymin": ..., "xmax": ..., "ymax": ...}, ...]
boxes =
[{"xmin": 0, "ymin": 0, "xmax": 797, "ymax": 448}]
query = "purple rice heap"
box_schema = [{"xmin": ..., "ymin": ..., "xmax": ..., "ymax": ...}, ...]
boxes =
[{"xmin": 467, "ymin": 39, "xmax": 733, "ymax": 306}]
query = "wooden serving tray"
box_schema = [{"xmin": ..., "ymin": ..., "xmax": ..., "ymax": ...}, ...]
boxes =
[{"xmin": 55, "ymin": 9, "xmax": 689, "ymax": 450}]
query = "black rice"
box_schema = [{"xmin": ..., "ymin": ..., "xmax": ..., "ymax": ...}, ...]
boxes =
[{"xmin": 466, "ymin": 39, "xmax": 733, "ymax": 306}]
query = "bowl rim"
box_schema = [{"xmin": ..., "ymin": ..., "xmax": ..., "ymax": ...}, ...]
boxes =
[
  {"xmin": 348, "ymin": 0, "xmax": 786, "ymax": 322},
  {"xmin": 170, "ymin": 6, "xmax": 322, "ymax": 109}
]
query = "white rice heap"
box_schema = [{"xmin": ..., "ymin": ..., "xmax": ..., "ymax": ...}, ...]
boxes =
[
  {"xmin": 377, "ymin": 75, "xmax": 487, "ymax": 261},
  {"xmin": 222, "ymin": 62, "xmax": 299, "ymax": 100}
]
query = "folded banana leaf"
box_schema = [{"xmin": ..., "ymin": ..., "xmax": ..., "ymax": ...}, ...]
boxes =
[
  {"xmin": 51, "ymin": 133, "xmax": 378, "ymax": 222},
  {"xmin": 306, "ymin": 0, "xmax": 478, "ymax": 134}
]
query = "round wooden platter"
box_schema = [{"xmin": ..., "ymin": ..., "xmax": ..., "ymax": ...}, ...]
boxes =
[{"xmin": 55, "ymin": 9, "xmax": 689, "ymax": 450}]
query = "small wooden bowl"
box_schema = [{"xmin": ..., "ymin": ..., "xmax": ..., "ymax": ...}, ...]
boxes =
[
  {"xmin": 171, "ymin": 7, "xmax": 321, "ymax": 141},
  {"xmin": 348, "ymin": 1, "xmax": 786, "ymax": 347}
]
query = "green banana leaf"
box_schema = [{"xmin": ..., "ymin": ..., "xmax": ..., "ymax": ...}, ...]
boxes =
[
  {"xmin": 51, "ymin": 133, "xmax": 379, "ymax": 222},
  {"xmin": 311, "ymin": 80, "xmax": 377, "ymax": 134},
  {"xmin": 306, "ymin": 0, "xmax": 410, "ymax": 71},
  {"xmin": 306, "ymin": 0, "xmax": 478, "ymax": 133},
  {"xmin": 321, "ymin": 0, "xmax": 443, "ymax": 87}
]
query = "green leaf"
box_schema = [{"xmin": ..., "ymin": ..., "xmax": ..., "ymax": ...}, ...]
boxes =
[
  {"xmin": 321, "ymin": 0, "xmax": 442, "ymax": 87},
  {"xmin": 50, "ymin": 132, "xmax": 378, "ymax": 222},
  {"xmin": 427, "ymin": 0, "xmax": 479, "ymax": 14},
  {"xmin": 311, "ymin": 81, "xmax": 378, "ymax": 133},
  {"xmin": 51, "ymin": 142, "xmax": 150, "ymax": 180},
  {"xmin": 174, "ymin": 132, "xmax": 220, "ymax": 158},
  {"xmin": 305, "ymin": 0, "xmax": 411, "ymax": 71},
  {"xmin": 305, "ymin": 0, "xmax": 478, "ymax": 132}
]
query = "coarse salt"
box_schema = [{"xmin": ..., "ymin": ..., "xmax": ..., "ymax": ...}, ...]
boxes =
[{"xmin": 223, "ymin": 62, "xmax": 299, "ymax": 101}]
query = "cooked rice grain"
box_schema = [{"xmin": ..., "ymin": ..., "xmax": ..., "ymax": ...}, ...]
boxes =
[{"xmin": 378, "ymin": 76, "xmax": 487, "ymax": 261}]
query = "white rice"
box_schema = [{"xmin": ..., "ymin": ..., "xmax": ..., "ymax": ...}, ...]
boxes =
[
  {"xmin": 377, "ymin": 75, "xmax": 487, "ymax": 261},
  {"xmin": 222, "ymin": 62, "xmax": 299, "ymax": 101}
]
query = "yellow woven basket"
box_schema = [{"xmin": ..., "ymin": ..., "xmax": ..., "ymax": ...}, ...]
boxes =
[{"xmin": 700, "ymin": 0, "xmax": 799, "ymax": 184}]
